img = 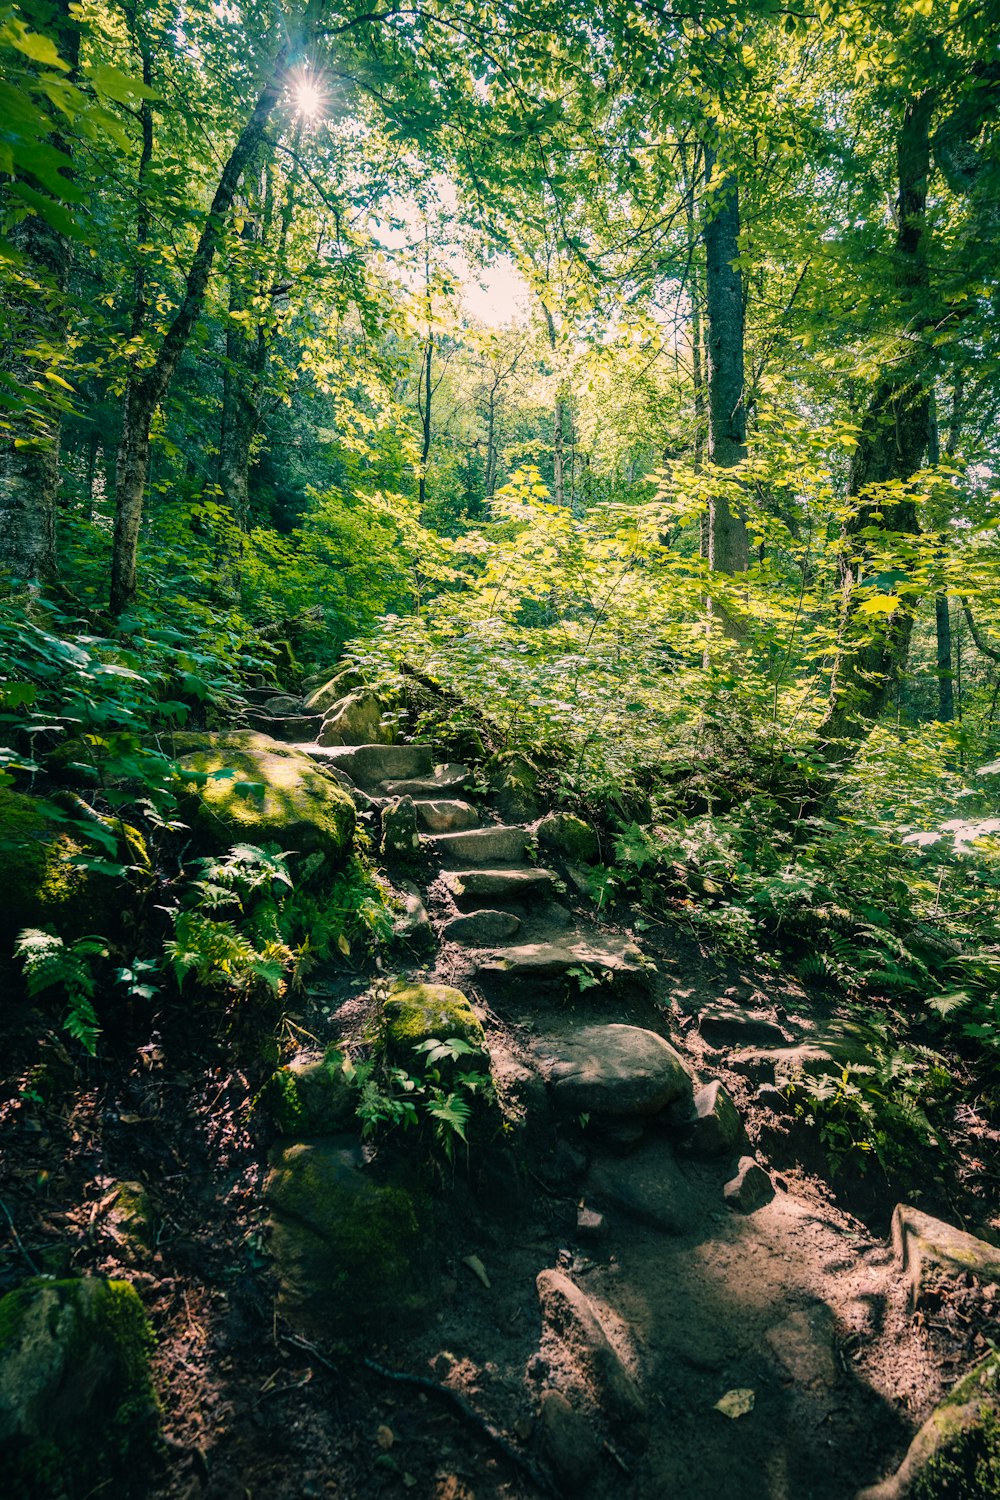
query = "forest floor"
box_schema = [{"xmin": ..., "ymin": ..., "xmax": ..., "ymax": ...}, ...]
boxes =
[{"xmin": 3, "ymin": 734, "xmax": 1000, "ymax": 1500}]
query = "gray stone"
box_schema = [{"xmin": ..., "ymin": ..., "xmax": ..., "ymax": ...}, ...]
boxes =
[
  {"xmin": 698, "ymin": 1005, "xmax": 787, "ymax": 1048},
  {"xmin": 442, "ymin": 909, "xmax": 521, "ymax": 944},
  {"xmin": 263, "ymin": 693, "xmax": 302, "ymax": 715},
  {"xmin": 588, "ymin": 1143, "xmax": 701, "ymax": 1235},
  {"xmin": 0, "ymin": 1277, "xmax": 159, "ymax": 1497},
  {"xmin": 724, "ymin": 1156, "xmax": 775, "ymax": 1213},
  {"xmin": 317, "ymin": 690, "xmax": 389, "ymax": 747},
  {"xmin": 538, "ymin": 1389, "xmax": 600, "ymax": 1490},
  {"xmin": 245, "ymin": 711, "xmax": 320, "ymax": 742},
  {"xmin": 536, "ymin": 1269, "xmax": 647, "ymax": 1439},
  {"xmin": 442, "ymin": 867, "xmax": 560, "ymax": 906},
  {"xmin": 892, "ymin": 1204, "xmax": 1000, "ymax": 1305},
  {"xmin": 103, "ymin": 1181, "xmax": 155, "ymax": 1262},
  {"xmin": 536, "ymin": 811, "xmax": 600, "ymax": 864},
  {"xmin": 684, "ymin": 1080, "xmax": 747, "ymax": 1158},
  {"xmin": 346, "ymin": 743, "xmax": 434, "ymax": 788},
  {"xmin": 384, "ymin": 764, "xmax": 470, "ymax": 797},
  {"xmin": 393, "ymin": 881, "xmax": 435, "ymax": 948},
  {"xmin": 535, "ymin": 1024, "xmax": 693, "ymax": 1118},
  {"xmin": 766, "ymin": 1302, "xmax": 840, "ymax": 1390},
  {"xmin": 415, "ymin": 799, "xmax": 479, "ymax": 833},
  {"xmin": 381, "ymin": 796, "xmax": 420, "ymax": 857},
  {"xmin": 427, "ymin": 825, "xmax": 530, "ymax": 864},
  {"xmin": 730, "ymin": 1038, "xmax": 868, "ymax": 1088},
  {"xmin": 491, "ymin": 755, "xmax": 544, "ymax": 821},
  {"xmin": 479, "ymin": 935, "xmax": 649, "ymax": 991}
]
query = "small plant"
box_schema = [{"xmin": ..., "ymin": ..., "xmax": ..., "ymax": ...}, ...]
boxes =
[
  {"xmin": 340, "ymin": 1036, "xmax": 492, "ymax": 1162},
  {"xmin": 14, "ymin": 928, "xmax": 109, "ymax": 1054}
]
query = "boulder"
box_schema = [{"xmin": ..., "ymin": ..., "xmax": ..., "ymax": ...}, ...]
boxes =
[
  {"xmin": 856, "ymin": 1351, "xmax": 1000, "ymax": 1499},
  {"xmin": 265, "ymin": 1140, "xmax": 426, "ymax": 1334},
  {"xmin": 536, "ymin": 812, "xmax": 600, "ymax": 864},
  {"xmin": 381, "ymin": 796, "xmax": 420, "ymax": 858},
  {"xmin": 263, "ymin": 694, "xmax": 302, "ymax": 715},
  {"xmin": 892, "ymin": 1205, "xmax": 1000, "ymax": 1306},
  {"xmin": 323, "ymin": 743, "xmax": 434, "ymax": 790},
  {"xmin": 490, "ymin": 755, "xmax": 544, "ymax": 821},
  {"xmin": 479, "ymin": 935, "xmax": 648, "ymax": 991},
  {"xmin": 698, "ymin": 1005, "xmax": 788, "ymax": 1049},
  {"xmin": 0, "ymin": 788, "xmax": 140, "ymax": 946},
  {"xmin": 382, "ymin": 981, "xmax": 486, "ymax": 1065},
  {"xmin": 0, "ymin": 1276, "xmax": 159, "ymax": 1500},
  {"xmin": 535, "ymin": 1024, "xmax": 693, "ymax": 1118},
  {"xmin": 303, "ymin": 666, "xmax": 365, "ymax": 714},
  {"xmin": 260, "ymin": 1049, "xmax": 355, "ymax": 1136},
  {"xmin": 177, "ymin": 738, "xmax": 355, "ymax": 865},
  {"xmin": 683, "ymin": 1081, "xmax": 747, "ymax": 1158},
  {"xmin": 588, "ymin": 1142, "xmax": 702, "ymax": 1235},
  {"xmin": 535, "ymin": 1269, "xmax": 647, "ymax": 1439},
  {"xmin": 724, "ymin": 1156, "xmax": 775, "ymax": 1214},
  {"xmin": 383, "ymin": 764, "xmax": 470, "ymax": 797},
  {"xmin": 442, "ymin": 910, "xmax": 521, "ymax": 945},
  {"xmin": 317, "ymin": 691, "xmax": 390, "ymax": 747},
  {"xmin": 538, "ymin": 1388, "xmax": 601, "ymax": 1491}
]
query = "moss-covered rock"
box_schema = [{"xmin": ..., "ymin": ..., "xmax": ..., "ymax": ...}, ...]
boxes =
[
  {"xmin": 265, "ymin": 1139, "xmax": 427, "ymax": 1334},
  {"xmin": 104, "ymin": 1182, "xmax": 155, "ymax": 1263},
  {"xmin": 176, "ymin": 738, "xmax": 355, "ymax": 865},
  {"xmin": 536, "ymin": 811, "xmax": 600, "ymax": 864},
  {"xmin": 489, "ymin": 754, "xmax": 543, "ymax": 822},
  {"xmin": 0, "ymin": 1276, "xmax": 159, "ymax": 1500},
  {"xmin": 383, "ymin": 980, "xmax": 486, "ymax": 1064},
  {"xmin": 858, "ymin": 1354, "xmax": 1000, "ymax": 1499},
  {"xmin": 260, "ymin": 1049, "xmax": 356, "ymax": 1136},
  {"xmin": 303, "ymin": 666, "xmax": 365, "ymax": 714},
  {"xmin": 317, "ymin": 690, "xmax": 391, "ymax": 747},
  {"xmin": 381, "ymin": 795, "xmax": 420, "ymax": 858},
  {"xmin": 0, "ymin": 789, "xmax": 116, "ymax": 947}
]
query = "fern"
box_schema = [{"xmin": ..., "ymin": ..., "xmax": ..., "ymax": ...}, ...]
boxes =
[{"xmin": 15, "ymin": 927, "xmax": 107, "ymax": 1054}]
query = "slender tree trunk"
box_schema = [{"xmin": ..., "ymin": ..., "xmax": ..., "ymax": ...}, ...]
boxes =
[
  {"xmin": 702, "ymin": 142, "xmax": 749, "ymax": 575},
  {"xmin": 927, "ymin": 393, "xmax": 954, "ymax": 721},
  {"xmin": 542, "ymin": 304, "xmax": 568, "ymax": 506},
  {"xmin": 485, "ymin": 387, "xmax": 498, "ymax": 498},
  {"xmin": 0, "ymin": 0, "xmax": 79, "ymax": 587},
  {"xmin": 110, "ymin": 49, "xmax": 287, "ymax": 616},
  {"xmin": 823, "ymin": 93, "xmax": 934, "ymax": 741}
]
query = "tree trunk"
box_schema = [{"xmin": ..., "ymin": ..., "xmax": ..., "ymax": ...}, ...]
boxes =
[
  {"xmin": 542, "ymin": 303, "xmax": 568, "ymax": 507},
  {"xmin": 823, "ymin": 94, "xmax": 934, "ymax": 741},
  {"xmin": 0, "ymin": 0, "xmax": 78, "ymax": 588},
  {"xmin": 702, "ymin": 142, "xmax": 749, "ymax": 575},
  {"xmin": 110, "ymin": 49, "xmax": 287, "ymax": 616},
  {"xmin": 485, "ymin": 387, "xmax": 498, "ymax": 498}
]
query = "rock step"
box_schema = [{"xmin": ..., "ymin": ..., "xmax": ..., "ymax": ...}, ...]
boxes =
[
  {"xmin": 425, "ymin": 825, "xmax": 529, "ymax": 864},
  {"xmin": 246, "ymin": 711, "xmax": 322, "ymax": 742},
  {"xmin": 382, "ymin": 764, "xmax": 470, "ymax": 797},
  {"xmin": 292, "ymin": 742, "xmax": 434, "ymax": 789},
  {"xmin": 441, "ymin": 867, "xmax": 560, "ymax": 907},
  {"xmin": 414, "ymin": 799, "xmax": 479, "ymax": 834},
  {"xmin": 476, "ymin": 934, "xmax": 649, "ymax": 987},
  {"xmin": 441, "ymin": 909, "xmax": 522, "ymax": 944}
]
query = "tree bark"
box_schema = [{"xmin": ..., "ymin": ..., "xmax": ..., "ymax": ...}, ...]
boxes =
[
  {"xmin": 542, "ymin": 303, "xmax": 569, "ymax": 507},
  {"xmin": 702, "ymin": 142, "xmax": 749, "ymax": 575},
  {"xmin": 823, "ymin": 93, "xmax": 935, "ymax": 742},
  {"xmin": 110, "ymin": 49, "xmax": 287, "ymax": 616},
  {"xmin": 0, "ymin": 0, "xmax": 79, "ymax": 588}
]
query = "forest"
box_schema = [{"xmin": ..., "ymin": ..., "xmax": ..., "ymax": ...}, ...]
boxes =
[{"xmin": 3, "ymin": 0, "xmax": 1000, "ymax": 1497}]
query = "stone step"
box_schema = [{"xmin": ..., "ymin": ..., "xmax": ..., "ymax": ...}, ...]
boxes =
[
  {"xmin": 382, "ymin": 764, "xmax": 470, "ymax": 797},
  {"xmin": 441, "ymin": 867, "xmax": 560, "ymax": 907},
  {"xmin": 441, "ymin": 909, "xmax": 522, "ymax": 944},
  {"xmin": 476, "ymin": 934, "xmax": 650, "ymax": 989},
  {"xmin": 425, "ymin": 825, "xmax": 530, "ymax": 864},
  {"xmin": 245, "ymin": 711, "xmax": 322, "ymax": 742},
  {"xmin": 414, "ymin": 799, "xmax": 479, "ymax": 834},
  {"xmin": 292, "ymin": 742, "xmax": 434, "ymax": 789}
]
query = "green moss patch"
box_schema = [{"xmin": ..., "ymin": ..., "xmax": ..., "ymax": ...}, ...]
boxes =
[
  {"xmin": 0, "ymin": 1276, "xmax": 159, "ymax": 1499},
  {"xmin": 383, "ymin": 981, "xmax": 486, "ymax": 1061},
  {"xmin": 265, "ymin": 1140, "xmax": 428, "ymax": 1335},
  {"xmin": 177, "ymin": 739, "xmax": 355, "ymax": 864}
]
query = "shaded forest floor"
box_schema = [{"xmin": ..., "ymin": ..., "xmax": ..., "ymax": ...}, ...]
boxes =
[{"xmin": 3, "ymin": 757, "xmax": 1000, "ymax": 1499}]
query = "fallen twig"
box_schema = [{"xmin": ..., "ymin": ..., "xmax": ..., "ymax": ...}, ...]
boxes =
[{"xmin": 0, "ymin": 1197, "xmax": 40, "ymax": 1275}]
